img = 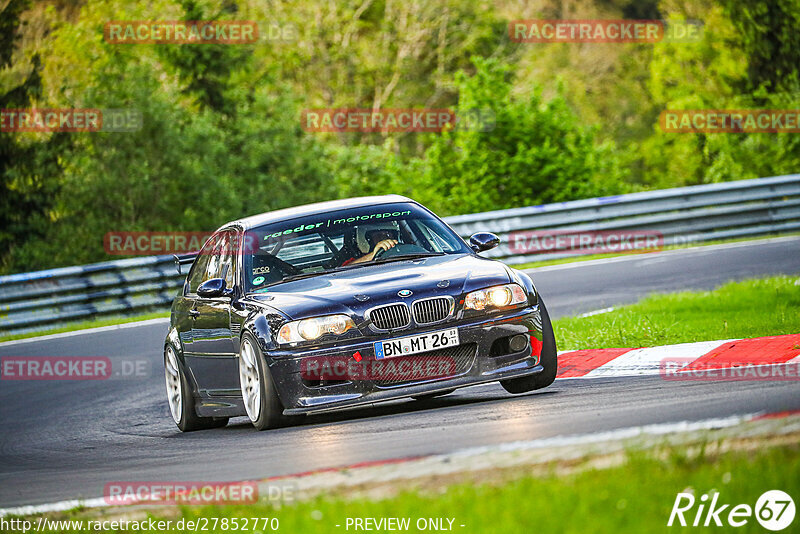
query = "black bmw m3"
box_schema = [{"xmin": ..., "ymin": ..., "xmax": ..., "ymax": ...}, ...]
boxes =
[{"xmin": 164, "ymin": 196, "xmax": 557, "ymax": 431}]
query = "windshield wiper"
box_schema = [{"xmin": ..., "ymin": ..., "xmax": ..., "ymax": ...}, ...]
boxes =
[
  {"xmin": 371, "ymin": 252, "xmax": 446, "ymax": 264},
  {"xmin": 246, "ymin": 270, "xmax": 338, "ymax": 292},
  {"xmin": 249, "ymin": 253, "xmax": 447, "ymax": 291},
  {"xmin": 278, "ymin": 270, "xmax": 338, "ymax": 283},
  {"xmin": 277, "ymin": 263, "xmax": 365, "ymax": 284}
]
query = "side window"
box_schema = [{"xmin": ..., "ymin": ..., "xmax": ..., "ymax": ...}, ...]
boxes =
[
  {"xmin": 218, "ymin": 231, "xmax": 236, "ymax": 288},
  {"xmin": 186, "ymin": 234, "xmax": 218, "ymax": 294},
  {"xmin": 202, "ymin": 231, "xmax": 235, "ymax": 289},
  {"xmin": 206, "ymin": 241, "xmax": 222, "ymax": 280},
  {"xmin": 414, "ymin": 220, "xmax": 459, "ymax": 252}
]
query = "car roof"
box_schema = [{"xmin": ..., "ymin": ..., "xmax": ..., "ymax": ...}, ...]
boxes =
[{"xmin": 223, "ymin": 195, "xmax": 416, "ymax": 231}]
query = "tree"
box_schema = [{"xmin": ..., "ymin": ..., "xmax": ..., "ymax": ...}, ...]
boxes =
[
  {"xmin": 0, "ymin": 0, "xmax": 68, "ymax": 271},
  {"xmin": 723, "ymin": 0, "xmax": 800, "ymax": 94},
  {"xmin": 411, "ymin": 57, "xmax": 628, "ymax": 216}
]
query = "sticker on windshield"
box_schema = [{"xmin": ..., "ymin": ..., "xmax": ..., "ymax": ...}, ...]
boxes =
[
  {"xmin": 252, "ymin": 276, "xmax": 265, "ymax": 285},
  {"xmin": 263, "ymin": 210, "xmax": 412, "ymax": 240},
  {"xmin": 253, "ymin": 266, "xmax": 271, "ymax": 275}
]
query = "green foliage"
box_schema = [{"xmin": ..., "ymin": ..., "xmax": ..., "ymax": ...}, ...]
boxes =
[
  {"xmin": 0, "ymin": 0, "xmax": 28, "ymax": 68},
  {"xmin": 723, "ymin": 0, "xmax": 800, "ymax": 93},
  {"xmin": 3, "ymin": 0, "xmax": 337, "ymax": 271},
  {"xmin": 323, "ymin": 141, "xmax": 410, "ymax": 199},
  {"xmin": 0, "ymin": 0, "xmax": 65, "ymax": 270},
  {"xmin": 1, "ymin": 0, "xmax": 799, "ymax": 272},
  {"xmin": 412, "ymin": 57, "xmax": 629, "ymax": 216},
  {"xmin": 634, "ymin": 0, "xmax": 800, "ymax": 187},
  {"xmin": 156, "ymin": 0, "xmax": 249, "ymax": 114}
]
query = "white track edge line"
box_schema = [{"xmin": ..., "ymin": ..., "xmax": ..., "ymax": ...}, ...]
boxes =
[{"xmin": 0, "ymin": 318, "xmax": 170, "ymax": 347}]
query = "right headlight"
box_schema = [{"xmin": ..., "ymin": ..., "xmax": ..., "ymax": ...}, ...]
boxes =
[
  {"xmin": 464, "ymin": 283, "xmax": 527, "ymax": 311},
  {"xmin": 277, "ymin": 314, "xmax": 356, "ymax": 344}
]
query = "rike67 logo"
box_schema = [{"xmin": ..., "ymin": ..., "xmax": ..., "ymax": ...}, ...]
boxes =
[{"xmin": 668, "ymin": 490, "xmax": 795, "ymax": 530}]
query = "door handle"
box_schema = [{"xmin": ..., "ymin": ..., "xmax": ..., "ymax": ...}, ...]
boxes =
[{"xmin": 189, "ymin": 310, "xmax": 200, "ymax": 318}]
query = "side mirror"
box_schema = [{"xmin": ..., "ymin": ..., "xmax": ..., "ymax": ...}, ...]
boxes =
[
  {"xmin": 469, "ymin": 232, "xmax": 501, "ymax": 253},
  {"xmin": 197, "ymin": 278, "xmax": 233, "ymax": 298}
]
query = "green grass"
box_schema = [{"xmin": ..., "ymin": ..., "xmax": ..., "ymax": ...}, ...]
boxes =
[
  {"xmin": 0, "ymin": 311, "xmax": 169, "ymax": 343},
  {"xmin": 552, "ymin": 276, "xmax": 800, "ymax": 350},
  {"xmin": 14, "ymin": 440, "xmax": 799, "ymax": 533},
  {"xmin": 266, "ymin": 443, "xmax": 799, "ymax": 534}
]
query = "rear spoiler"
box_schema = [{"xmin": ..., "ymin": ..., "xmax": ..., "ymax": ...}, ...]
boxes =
[{"xmin": 173, "ymin": 252, "xmax": 198, "ymax": 275}]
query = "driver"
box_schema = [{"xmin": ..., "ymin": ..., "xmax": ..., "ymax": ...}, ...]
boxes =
[{"xmin": 341, "ymin": 224, "xmax": 399, "ymax": 266}]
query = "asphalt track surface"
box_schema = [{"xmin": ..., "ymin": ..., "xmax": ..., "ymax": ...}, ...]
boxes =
[{"xmin": 0, "ymin": 237, "xmax": 798, "ymax": 507}]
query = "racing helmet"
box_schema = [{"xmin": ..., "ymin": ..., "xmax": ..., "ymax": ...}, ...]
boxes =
[{"xmin": 355, "ymin": 221, "xmax": 400, "ymax": 253}]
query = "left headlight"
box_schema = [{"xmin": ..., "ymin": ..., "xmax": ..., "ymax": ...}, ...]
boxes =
[
  {"xmin": 277, "ymin": 314, "xmax": 356, "ymax": 344},
  {"xmin": 464, "ymin": 283, "xmax": 527, "ymax": 311}
]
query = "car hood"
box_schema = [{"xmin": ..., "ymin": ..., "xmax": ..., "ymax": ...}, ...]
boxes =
[{"xmin": 244, "ymin": 253, "xmax": 512, "ymax": 320}]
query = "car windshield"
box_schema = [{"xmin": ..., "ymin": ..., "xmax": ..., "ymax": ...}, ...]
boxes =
[{"xmin": 243, "ymin": 202, "xmax": 470, "ymax": 291}]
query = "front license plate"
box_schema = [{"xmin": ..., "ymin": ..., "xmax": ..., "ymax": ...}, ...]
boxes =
[{"xmin": 374, "ymin": 328, "xmax": 459, "ymax": 359}]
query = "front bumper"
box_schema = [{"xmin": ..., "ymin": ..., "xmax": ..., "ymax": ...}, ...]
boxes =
[{"xmin": 268, "ymin": 305, "xmax": 544, "ymax": 415}]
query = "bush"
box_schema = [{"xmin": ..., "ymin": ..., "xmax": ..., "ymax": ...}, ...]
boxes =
[{"xmin": 409, "ymin": 57, "xmax": 630, "ymax": 216}]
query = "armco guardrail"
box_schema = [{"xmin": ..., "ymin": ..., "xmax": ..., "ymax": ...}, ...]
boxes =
[
  {"xmin": 0, "ymin": 256, "xmax": 182, "ymax": 336},
  {"xmin": 445, "ymin": 173, "xmax": 800, "ymax": 264},
  {"xmin": 1, "ymin": 174, "xmax": 799, "ymax": 336}
]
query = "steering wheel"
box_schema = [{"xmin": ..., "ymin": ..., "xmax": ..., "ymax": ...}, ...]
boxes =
[{"xmin": 373, "ymin": 243, "xmax": 428, "ymax": 259}]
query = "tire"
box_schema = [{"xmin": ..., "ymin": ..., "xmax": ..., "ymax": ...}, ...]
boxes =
[
  {"xmin": 238, "ymin": 333, "xmax": 294, "ymax": 431},
  {"xmin": 412, "ymin": 389, "xmax": 455, "ymax": 401},
  {"xmin": 164, "ymin": 345, "xmax": 229, "ymax": 432},
  {"xmin": 500, "ymin": 299, "xmax": 558, "ymax": 394}
]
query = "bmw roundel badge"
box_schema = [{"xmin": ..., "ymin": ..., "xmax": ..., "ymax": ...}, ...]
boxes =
[{"xmin": 397, "ymin": 289, "xmax": 413, "ymax": 297}]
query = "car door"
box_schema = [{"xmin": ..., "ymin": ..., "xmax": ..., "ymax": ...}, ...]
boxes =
[
  {"xmin": 186, "ymin": 230, "xmax": 240, "ymax": 396},
  {"xmin": 175, "ymin": 234, "xmax": 217, "ymax": 357}
]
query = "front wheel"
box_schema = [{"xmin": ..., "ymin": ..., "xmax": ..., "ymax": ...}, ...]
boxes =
[
  {"xmin": 164, "ymin": 345, "xmax": 228, "ymax": 431},
  {"xmin": 500, "ymin": 299, "xmax": 558, "ymax": 394},
  {"xmin": 238, "ymin": 334, "xmax": 295, "ymax": 431}
]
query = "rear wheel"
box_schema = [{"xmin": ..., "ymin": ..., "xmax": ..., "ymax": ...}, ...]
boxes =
[
  {"xmin": 239, "ymin": 334, "xmax": 294, "ymax": 430},
  {"xmin": 500, "ymin": 299, "xmax": 558, "ymax": 394},
  {"xmin": 164, "ymin": 345, "xmax": 228, "ymax": 431}
]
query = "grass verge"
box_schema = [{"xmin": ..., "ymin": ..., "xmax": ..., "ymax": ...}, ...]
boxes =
[
  {"xmin": 10, "ymin": 435, "xmax": 799, "ymax": 533},
  {"xmin": 0, "ymin": 311, "xmax": 169, "ymax": 343},
  {"xmin": 552, "ymin": 275, "xmax": 799, "ymax": 350}
]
